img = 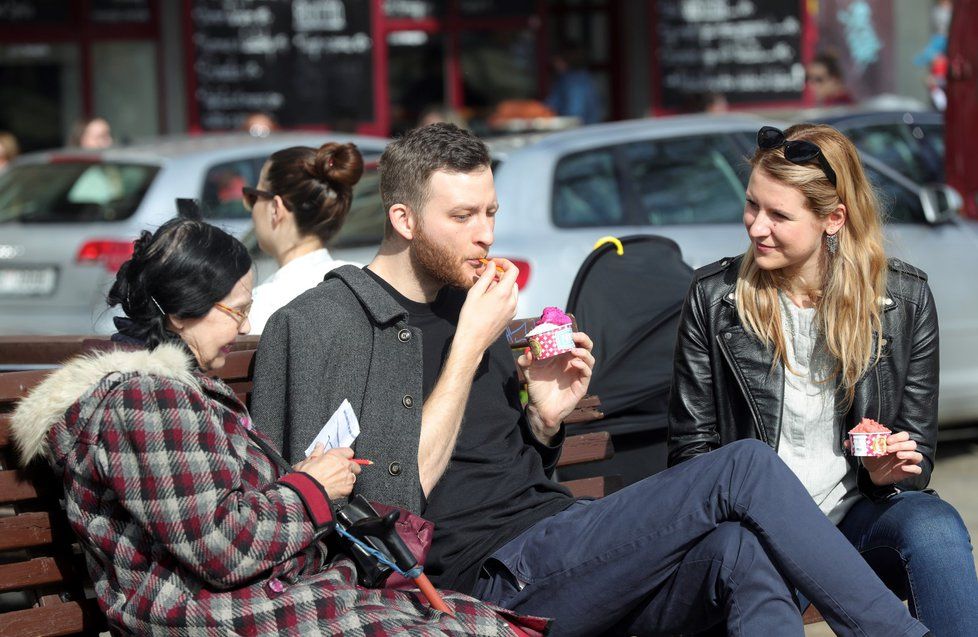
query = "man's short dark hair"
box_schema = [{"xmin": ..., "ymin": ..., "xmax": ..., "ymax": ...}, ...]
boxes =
[{"xmin": 379, "ymin": 123, "xmax": 491, "ymax": 236}]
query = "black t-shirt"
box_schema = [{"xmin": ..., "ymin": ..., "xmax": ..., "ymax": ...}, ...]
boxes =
[{"xmin": 364, "ymin": 269, "xmax": 574, "ymax": 593}]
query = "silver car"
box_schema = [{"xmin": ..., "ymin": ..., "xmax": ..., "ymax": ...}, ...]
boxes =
[
  {"xmin": 485, "ymin": 114, "xmax": 978, "ymax": 426},
  {"xmin": 0, "ymin": 133, "xmax": 387, "ymax": 335}
]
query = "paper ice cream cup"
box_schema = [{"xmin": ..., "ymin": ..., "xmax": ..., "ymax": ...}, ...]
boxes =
[
  {"xmin": 528, "ymin": 324, "xmax": 575, "ymax": 360},
  {"xmin": 849, "ymin": 432, "xmax": 888, "ymax": 457}
]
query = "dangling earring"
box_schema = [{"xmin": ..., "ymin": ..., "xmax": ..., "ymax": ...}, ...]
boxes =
[{"xmin": 825, "ymin": 232, "xmax": 839, "ymax": 255}]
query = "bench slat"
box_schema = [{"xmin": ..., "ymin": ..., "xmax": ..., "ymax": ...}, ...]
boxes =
[
  {"xmin": 802, "ymin": 605, "xmax": 825, "ymax": 624},
  {"xmin": 561, "ymin": 475, "xmax": 623, "ymax": 499},
  {"xmin": 0, "ymin": 369, "xmax": 52, "ymax": 403},
  {"xmin": 563, "ymin": 407, "xmax": 604, "ymax": 424},
  {"xmin": 0, "ymin": 557, "xmax": 71, "ymax": 593},
  {"xmin": 0, "ymin": 511, "xmax": 55, "ymax": 551},
  {"xmin": 0, "ymin": 415, "xmax": 12, "ymax": 449},
  {"xmin": 0, "ymin": 599, "xmax": 105, "ymax": 637},
  {"xmin": 556, "ymin": 432, "xmax": 612, "ymax": 468},
  {"xmin": 0, "ymin": 469, "xmax": 42, "ymax": 503}
]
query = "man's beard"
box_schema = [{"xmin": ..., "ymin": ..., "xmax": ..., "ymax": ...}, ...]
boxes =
[{"xmin": 410, "ymin": 224, "xmax": 477, "ymax": 289}]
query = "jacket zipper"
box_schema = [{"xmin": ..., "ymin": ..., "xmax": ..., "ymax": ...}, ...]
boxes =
[{"xmin": 717, "ymin": 333, "xmax": 769, "ymax": 445}]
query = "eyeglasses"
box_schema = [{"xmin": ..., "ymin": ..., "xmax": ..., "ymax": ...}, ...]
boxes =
[
  {"xmin": 756, "ymin": 126, "xmax": 838, "ymax": 187},
  {"xmin": 214, "ymin": 302, "xmax": 251, "ymax": 326},
  {"xmin": 241, "ymin": 186, "xmax": 275, "ymax": 211}
]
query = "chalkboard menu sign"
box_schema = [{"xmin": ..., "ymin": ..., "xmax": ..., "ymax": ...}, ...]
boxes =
[
  {"xmin": 384, "ymin": 0, "xmax": 444, "ymax": 19},
  {"xmin": 0, "ymin": 0, "xmax": 69, "ymax": 24},
  {"xmin": 191, "ymin": 0, "xmax": 374, "ymax": 130},
  {"xmin": 459, "ymin": 0, "xmax": 534, "ymax": 17},
  {"xmin": 654, "ymin": 0, "xmax": 804, "ymax": 109},
  {"xmin": 92, "ymin": 0, "xmax": 152, "ymax": 23}
]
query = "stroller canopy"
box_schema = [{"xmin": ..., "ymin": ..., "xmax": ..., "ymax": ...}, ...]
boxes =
[{"xmin": 566, "ymin": 235, "xmax": 694, "ymax": 435}]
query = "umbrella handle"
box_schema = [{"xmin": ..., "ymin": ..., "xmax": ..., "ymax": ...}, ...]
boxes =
[{"xmin": 414, "ymin": 573, "xmax": 454, "ymax": 616}]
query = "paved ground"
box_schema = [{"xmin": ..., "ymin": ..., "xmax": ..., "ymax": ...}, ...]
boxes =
[{"xmin": 805, "ymin": 437, "xmax": 978, "ymax": 636}]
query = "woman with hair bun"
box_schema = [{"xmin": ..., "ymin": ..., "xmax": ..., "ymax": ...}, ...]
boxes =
[
  {"xmin": 10, "ymin": 217, "xmax": 550, "ymax": 636},
  {"xmin": 668, "ymin": 123, "xmax": 978, "ymax": 634},
  {"xmin": 246, "ymin": 142, "xmax": 364, "ymax": 333}
]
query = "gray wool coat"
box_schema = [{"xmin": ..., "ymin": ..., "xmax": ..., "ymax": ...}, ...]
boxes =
[{"xmin": 251, "ymin": 265, "xmax": 426, "ymax": 513}]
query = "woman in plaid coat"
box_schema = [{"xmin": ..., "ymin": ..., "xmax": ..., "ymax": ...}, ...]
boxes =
[{"xmin": 11, "ymin": 218, "xmax": 547, "ymax": 637}]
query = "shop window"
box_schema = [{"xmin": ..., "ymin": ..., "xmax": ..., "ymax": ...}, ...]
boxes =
[
  {"xmin": 460, "ymin": 29, "xmax": 538, "ymax": 107},
  {"xmin": 387, "ymin": 32, "xmax": 446, "ymax": 136},
  {"xmin": 92, "ymin": 41, "xmax": 159, "ymax": 143},
  {"xmin": 0, "ymin": 43, "xmax": 82, "ymax": 152}
]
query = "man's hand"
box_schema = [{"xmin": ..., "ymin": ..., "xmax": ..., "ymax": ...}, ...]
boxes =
[
  {"xmin": 862, "ymin": 431, "xmax": 924, "ymax": 486},
  {"xmin": 519, "ymin": 332, "xmax": 594, "ymax": 444},
  {"xmin": 455, "ymin": 258, "xmax": 519, "ymax": 358}
]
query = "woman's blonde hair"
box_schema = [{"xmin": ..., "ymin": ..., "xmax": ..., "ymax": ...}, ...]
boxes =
[{"xmin": 735, "ymin": 123, "xmax": 887, "ymax": 408}]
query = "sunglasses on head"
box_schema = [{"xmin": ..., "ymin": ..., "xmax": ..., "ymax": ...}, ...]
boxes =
[
  {"xmin": 756, "ymin": 126, "xmax": 838, "ymax": 187},
  {"xmin": 241, "ymin": 186, "xmax": 275, "ymax": 211}
]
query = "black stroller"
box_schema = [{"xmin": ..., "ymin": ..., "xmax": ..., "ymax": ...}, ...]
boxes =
[{"xmin": 558, "ymin": 234, "xmax": 694, "ymax": 487}]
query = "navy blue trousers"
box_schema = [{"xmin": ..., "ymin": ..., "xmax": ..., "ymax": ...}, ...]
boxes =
[{"xmin": 474, "ymin": 440, "xmax": 928, "ymax": 637}]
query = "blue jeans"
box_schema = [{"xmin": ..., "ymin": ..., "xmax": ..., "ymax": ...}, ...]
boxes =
[
  {"xmin": 836, "ymin": 491, "xmax": 978, "ymax": 636},
  {"xmin": 473, "ymin": 440, "xmax": 928, "ymax": 637}
]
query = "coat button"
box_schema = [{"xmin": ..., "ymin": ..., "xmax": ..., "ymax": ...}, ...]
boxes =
[
  {"xmin": 724, "ymin": 332, "xmax": 732, "ymax": 339},
  {"xmin": 388, "ymin": 462, "xmax": 402, "ymax": 476},
  {"xmin": 398, "ymin": 329, "xmax": 412, "ymax": 342},
  {"xmin": 402, "ymin": 395, "xmax": 414, "ymax": 408}
]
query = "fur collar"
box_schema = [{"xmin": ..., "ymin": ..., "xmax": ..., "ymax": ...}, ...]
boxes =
[{"xmin": 11, "ymin": 343, "xmax": 198, "ymax": 464}]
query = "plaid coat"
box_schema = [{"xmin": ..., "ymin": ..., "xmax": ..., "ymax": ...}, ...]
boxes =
[{"xmin": 11, "ymin": 344, "xmax": 549, "ymax": 636}]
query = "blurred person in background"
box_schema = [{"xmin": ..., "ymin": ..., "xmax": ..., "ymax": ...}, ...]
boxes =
[
  {"xmin": 669, "ymin": 123, "xmax": 978, "ymax": 636},
  {"xmin": 545, "ymin": 46, "xmax": 603, "ymax": 125},
  {"xmin": 245, "ymin": 142, "xmax": 364, "ymax": 334},
  {"xmin": 806, "ymin": 52, "xmax": 855, "ymax": 106},
  {"xmin": 68, "ymin": 117, "xmax": 113, "ymax": 149},
  {"xmin": 242, "ymin": 111, "xmax": 279, "ymax": 137},
  {"xmin": 0, "ymin": 131, "xmax": 19, "ymax": 171},
  {"xmin": 10, "ymin": 217, "xmax": 543, "ymax": 636}
]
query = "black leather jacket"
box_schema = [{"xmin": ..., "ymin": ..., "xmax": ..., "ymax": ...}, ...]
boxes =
[{"xmin": 667, "ymin": 256, "xmax": 940, "ymax": 501}]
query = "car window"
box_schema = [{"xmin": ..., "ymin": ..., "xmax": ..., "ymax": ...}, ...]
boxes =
[
  {"xmin": 865, "ymin": 165, "xmax": 926, "ymax": 224},
  {"xmin": 622, "ymin": 135, "xmax": 748, "ymax": 226},
  {"xmin": 915, "ymin": 123, "xmax": 945, "ymax": 163},
  {"xmin": 328, "ymin": 169, "xmax": 384, "ymax": 248},
  {"xmin": 200, "ymin": 158, "xmax": 264, "ymax": 220},
  {"xmin": 552, "ymin": 148, "xmax": 624, "ymax": 227},
  {"xmin": 843, "ymin": 125, "xmax": 939, "ymax": 184},
  {"xmin": 0, "ymin": 162, "xmax": 158, "ymax": 223}
]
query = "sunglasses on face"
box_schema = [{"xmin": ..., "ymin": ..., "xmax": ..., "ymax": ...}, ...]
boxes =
[
  {"xmin": 241, "ymin": 186, "xmax": 274, "ymax": 211},
  {"xmin": 756, "ymin": 126, "xmax": 838, "ymax": 187}
]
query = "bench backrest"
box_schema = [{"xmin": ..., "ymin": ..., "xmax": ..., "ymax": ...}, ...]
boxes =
[{"xmin": 0, "ymin": 325, "xmax": 613, "ymax": 636}]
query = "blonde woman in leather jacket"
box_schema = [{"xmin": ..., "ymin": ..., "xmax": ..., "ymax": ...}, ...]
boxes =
[{"xmin": 668, "ymin": 124, "xmax": 978, "ymax": 636}]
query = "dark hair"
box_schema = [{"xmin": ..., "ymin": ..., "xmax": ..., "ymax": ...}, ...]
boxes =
[
  {"xmin": 107, "ymin": 218, "xmax": 252, "ymax": 349},
  {"xmin": 379, "ymin": 123, "xmax": 491, "ymax": 237},
  {"xmin": 264, "ymin": 142, "xmax": 363, "ymax": 244},
  {"xmin": 811, "ymin": 52, "xmax": 845, "ymax": 81}
]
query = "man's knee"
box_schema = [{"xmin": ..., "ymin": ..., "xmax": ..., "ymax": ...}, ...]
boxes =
[{"xmin": 694, "ymin": 522, "xmax": 765, "ymax": 567}]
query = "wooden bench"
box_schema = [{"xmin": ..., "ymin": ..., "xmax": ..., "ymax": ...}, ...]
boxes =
[{"xmin": 0, "ymin": 326, "xmax": 616, "ymax": 637}]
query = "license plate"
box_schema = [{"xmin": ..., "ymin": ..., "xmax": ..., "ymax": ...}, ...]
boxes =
[{"xmin": 0, "ymin": 267, "xmax": 58, "ymax": 297}]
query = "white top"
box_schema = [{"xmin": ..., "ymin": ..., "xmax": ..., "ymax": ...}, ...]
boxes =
[
  {"xmin": 248, "ymin": 248, "xmax": 361, "ymax": 334},
  {"xmin": 777, "ymin": 293, "xmax": 861, "ymax": 524}
]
